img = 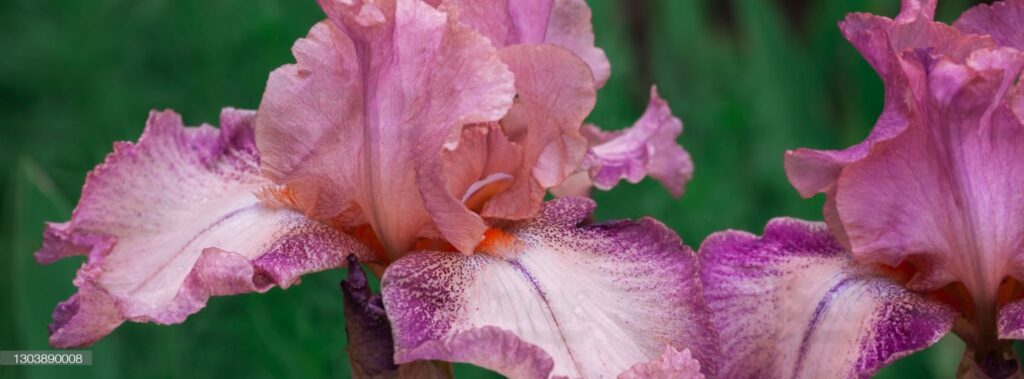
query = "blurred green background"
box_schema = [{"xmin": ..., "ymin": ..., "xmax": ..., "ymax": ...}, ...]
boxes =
[{"xmin": 0, "ymin": 0, "xmax": 996, "ymax": 377}]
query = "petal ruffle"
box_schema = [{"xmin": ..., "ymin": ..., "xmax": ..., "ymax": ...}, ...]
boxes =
[
  {"xmin": 258, "ymin": 0, "xmax": 516, "ymax": 256},
  {"xmin": 441, "ymin": 0, "xmax": 610, "ymax": 87},
  {"xmin": 699, "ymin": 218, "xmax": 956, "ymax": 378},
  {"xmin": 581, "ymin": 86, "xmax": 693, "ymax": 197},
  {"xmin": 955, "ymin": 0, "xmax": 1024, "ymax": 51},
  {"xmin": 617, "ymin": 346, "xmax": 704, "ymax": 379},
  {"xmin": 478, "ymin": 44, "xmax": 596, "ymax": 220},
  {"xmin": 37, "ymin": 109, "xmax": 374, "ymax": 348},
  {"xmin": 783, "ymin": 0, "xmax": 1024, "ymax": 342},
  {"xmin": 545, "ymin": 0, "xmax": 611, "ymax": 87},
  {"xmin": 381, "ymin": 197, "xmax": 717, "ymax": 378}
]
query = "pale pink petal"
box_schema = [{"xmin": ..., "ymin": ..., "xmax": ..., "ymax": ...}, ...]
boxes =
[
  {"xmin": 699, "ymin": 218, "xmax": 956, "ymax": 378},
  {"xmin": 479, "ymin": 45, "xmax": 596, "ymax": 220},
  {"xmin": 441, "ymin": 0, "xmax": 610, "ymax": 88},
  {"xmin": 785, "ymin": 4, "xmax": 993, "ymax": 199},
  {"xmin": 416, "ymin": 123, "xmax": 523, "ymax": 253},
  {"xmin": 546, "ymin": 0, "xmax": 611, "ymax": 87},
  {"xmin": 440, "ymin": 0, "xmax": 552, "ymax": 46},
  {"xmin": 382, "ymin": 198, "xmax": 718, "ymax": 378},
  {"xmin": 617, "ymin": 346, "xmax": 704, "ymax": 379},
  {"xmin": 833, "ymin": 49, "xmax": 1024, "ymax": 351},
  {"xmin": 783, "ymin": 0, "xmax": 1024, "ymax": 354},
  {"xmin": 259, "ymin": 0, "xmax": 516, "ymax": 257},
  {"xmin": 955, "ymin": 0, "xmax": 1024, "ymax": 50},
  {"xmin": 583, "ymin": 86, "xmax": 692, "ymax": 197},
  {"xmin": 37, "ymin": 109, "xmax": 374, "ymax": 348},
  {"xmin": 255, "ymin": 21, "xmax": 363, "ymax": 224}
]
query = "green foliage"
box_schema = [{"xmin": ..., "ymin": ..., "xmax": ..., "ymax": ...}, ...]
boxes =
[{"xmin": 0, "ymin": 0, "xmax": 993, "ymax": 378}]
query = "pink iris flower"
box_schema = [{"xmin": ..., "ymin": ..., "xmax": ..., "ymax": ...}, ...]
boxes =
[
  {"xmin": 36, "ymin": 0, "xmax": 710, "ymax": 377},
  {"xmin": 700, "ymin": 0, "xmax": 1024, "ymax": 377}
]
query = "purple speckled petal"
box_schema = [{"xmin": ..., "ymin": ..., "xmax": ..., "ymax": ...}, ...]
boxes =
[
  {"xmin": 37, "ymin": 109, "xmax": 374, "ymax": 348},
  {"xmin": 583, "ymin": 86, "xmax": 692, "ymax": 197},
  {"xmin": 1001, "ymin": 300, "xmax": 1024, "ymax": 340},
  {"xmin": 698, "ymin": 218, "xmax": 956, "ymax": 378},
  {"xmin": 341, "ymin": 255, "xmax": 451, "ymax": 379},
  {"xmin": 955, "ymin": 0, "xmax": 1024, "ymax": 50},
  {"xmin": 381, "ymin": 197, "xmax": 717, "ymax": 378},
  {"xmin": 617, "ymin": 346, "xmax": 704, "ymax": 379}
]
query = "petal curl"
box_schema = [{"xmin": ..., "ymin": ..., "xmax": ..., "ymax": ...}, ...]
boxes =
[
  {"xmin": 783, "ymin": 0, "xmax": 1024, "ymax": 345},
  {"xmin": 699, "ymin": 218, "xmax": 956, "ymax": 378},
  {"xmin": 581, "ymin": 86, "xmax": 692, "ymax": 197},
  {"xmin": 545, "ymin": 0, "xmax": 610, "ymax": 87},
  {"xmin": 37, "ymin": 109, "xmax": 374, "ymax": 348},
  {"xmin": 258, "ymin": 0, "xmax": 516, "ymax": 256},
  {"xmin": 381, "ymin": 197, "xmax": 717, "ymax": 378},
  {"xmin": 478, "ymin": 45, "xmax": 596, "ymax": 220}
]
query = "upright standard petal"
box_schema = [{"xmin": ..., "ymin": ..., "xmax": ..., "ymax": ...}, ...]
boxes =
[
  {"xmin": 382, "ymin": 198, "xmax": 717, "ymax": 378},
  {"xmin": 699, "ymin": 218, "xmax": 956, "ymax": 379},
  {"xmin": 258, "ymin": 0, "xmax": 516, "ymax": 257},
  {"xmin": 783, "ymin": 0, "xmax": 1024, "ymax": 352},
  {"xmin": 440, "ymin": 0, "xmax": 610, "ymax": 87},
  {"xmin": 955, "ymin": 0, "xmax": 1024, "ymax": 51},
  {"xmin": 36, "ymin": 109, "xmax": 374, "ymax": 348},
  {"xmin": 479, "ymin": 45, "xmax": 596, "ymax": 221},
  {"xmin": 545, "ymin": 0, "xmax": 611, "ymax": 87},
  {"xmin": 580, "ymin": 86, "xmax": 693, "ymax": 197}
]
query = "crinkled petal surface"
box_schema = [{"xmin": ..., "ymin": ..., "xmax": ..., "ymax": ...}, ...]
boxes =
[
  {"xmin": 583, "ymin": 86, "xmax": 692, "ymax": 197},
  {"xmin": 258, "ymin": 0, "xmax": 516, "ymax": 256},
  {"xmin": 544, "ymin": 0, "xmax": 610, "ymax": 87},
  {"xmin": 36, "ymin": 109, "xmax": 374, "ymax": 348},
  {"xmin": 955, "ymin": 0, "xmax": 1024, "ymax": 51},
  {"xmin": 478, "ymin": 44, "xmax": 596, "ymax": 221},
  {"xmin": 699, "ymin": 218, "xmax": 956, "ymax": 378},
  {"xmin": 382, "ymin": 197, "xmax": 717, "ymax": 378},
  {"xmin": 617, "ymin": 346, "xmax": 704, "ymax": 379},
  {"xmin": 784, "ymin": 0, "xmax": 1024, "ymax": 324},
  {"xmin": 441, "ymin": 0, "xmax": 609, "ymax": 87}
]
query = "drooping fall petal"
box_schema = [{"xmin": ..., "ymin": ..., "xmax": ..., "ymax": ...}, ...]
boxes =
[
  {"xmin": 37, "ymin": 109, "xmax": 374, "ymax": 348},
  {"xmin": 699, "ymin": 218, "xmax": 956, "ymax": 378},
  {"xmin": 381, "ymin": 197, "xmax": 718, "ymax": 378},
  {"xmin": 580, "ymin": 86, "xmax": 693, "ymax": 197},
  {"xmin": 258, "ymin": 0, "xmax": 516, "ymax": 256}
]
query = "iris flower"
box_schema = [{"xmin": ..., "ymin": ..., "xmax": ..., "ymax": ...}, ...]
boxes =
[
  {"xmin": 37, "ymin": 0, "xmax": 715, "ymax": 377},
  {"xmin": 700, "ymin": 0, "xmax": 1024, "ymax": 377}
]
